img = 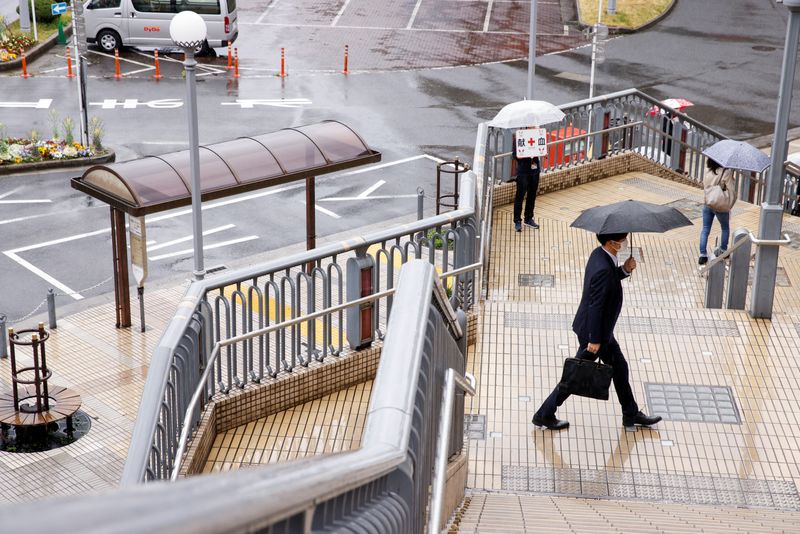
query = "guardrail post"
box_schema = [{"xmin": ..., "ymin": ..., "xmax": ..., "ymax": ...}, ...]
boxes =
[
  {"xmin": 47, "ymin": 289, "xmax": 57, "ymax": 329},
  {"xmin": 726, "ymin": 229, "xmax": 752, "ymax": 310},
  {"xmin": 704, "ymin": 255, "xmax": 725, "ymax": 309},
  {"xmin": 0, "ymin": 314, "xmax": 7, "ymax": 359}
]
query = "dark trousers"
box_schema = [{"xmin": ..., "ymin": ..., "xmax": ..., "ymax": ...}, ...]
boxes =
[
  {"xmin": 513, "ymin": 173, "xmax": 539, "ymax": 223},
  {"xmin": 536, "ymin": 336, "xmax": 639, "ymax": 418}
]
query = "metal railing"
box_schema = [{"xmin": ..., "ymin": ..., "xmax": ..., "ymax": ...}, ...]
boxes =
[
  {"xmin": 122, "ymin": 170, "xmax": 480, "ymax": 484},
  {"xmin": 0, "ymin": 261, "xmax": 471, "ymax": 534},
  {"xmin": 481, "ymin": 89, "xmax": 794, "ymax": 212}
]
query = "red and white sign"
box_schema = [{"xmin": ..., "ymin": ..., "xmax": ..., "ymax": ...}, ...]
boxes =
[{"xmin": 515, "ymin": 128, "xmax": 547, "ymax": 158}]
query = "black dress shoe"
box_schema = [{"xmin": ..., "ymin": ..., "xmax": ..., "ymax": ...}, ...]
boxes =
[
  {"xmin": 532, "ymin": 413, "xmax": 569, "ymax": 430},
  {"xmin": 622, "ymin": 411, "xmax": 662, "ymax": 427}
]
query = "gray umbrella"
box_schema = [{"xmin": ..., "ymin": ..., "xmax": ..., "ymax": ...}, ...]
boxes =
[
  {"xmin": 571, "ymin": 199, "xmax": 693, "ymax": 234},
  {"xmin": 702, "ymin": 139, "xmax": 771, "ymax": 173}
]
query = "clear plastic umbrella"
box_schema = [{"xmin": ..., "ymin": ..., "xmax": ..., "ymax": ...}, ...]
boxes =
[
  {"xmin": 702, "ymin": 139, "xmax": 772, "ymax": 173},
  {"xmin": 488, "ymin": 100, "xmax": 565, "ymax": 128}
]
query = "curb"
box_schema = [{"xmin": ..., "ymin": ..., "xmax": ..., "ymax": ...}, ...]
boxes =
[
  {"xmin": 748, "ymin": 127, "xmax": 800, "ymax": 150},
  {"xmin": 0, "ymin": 25, "xmax": 74, "ymax": 72},
  {"xmin": 0, "ymin": 149, "xmax": 116, "ymax": 176},
  {"xmin": 575, "ymin": 0, "xmax": 677, "ymax": 35}
]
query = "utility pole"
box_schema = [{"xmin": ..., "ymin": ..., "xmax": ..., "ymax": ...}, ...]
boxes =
[
  {"xmin": 750, "ymin": 0, "xmax": 800, "ymax": 318},
  {"xmin": 527, "ymin": 0, "xmax": 537, "ymax": 99}
]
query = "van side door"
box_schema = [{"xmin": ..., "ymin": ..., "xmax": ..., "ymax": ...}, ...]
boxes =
[
  {"xmin": 84, "ymin": 0, "xmax": 125, "ymax": 42},
  {"xmin": 127, "ymin": 0, "xmax": 174, "ymax": 47}
]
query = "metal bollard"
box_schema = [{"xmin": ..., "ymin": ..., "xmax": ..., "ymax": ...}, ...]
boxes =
[
  {"xmin": 704, "ymin": 255, "xmax": 725, "ymax": 309},
  {"xmin": 47, "ymin": 288, "xmax": 57, "ymax": 329},
  {"xmin": 726, "ymin": 229, "xmax": 752, "ymax": 310},
  {"xmin": 0, "ymin": 314, "xmax": 7, "ymax": 358},
  {"xmin": 417, "ymin": 187, "xmax": 424, "ymax": 221}
]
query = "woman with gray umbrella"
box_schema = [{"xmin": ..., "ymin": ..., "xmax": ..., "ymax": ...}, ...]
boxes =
[{"xmin": 698, "ymin": 159, "xmax": 737, "ymax": 265}]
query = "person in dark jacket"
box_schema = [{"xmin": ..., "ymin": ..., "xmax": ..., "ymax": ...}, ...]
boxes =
[
  {"xmin": 512, "ymin": 130, "xmax": 541, "ymax": 232},
  {"xmin": 532, "ymin": 233, "xmax": 662, "ymax": 431}
]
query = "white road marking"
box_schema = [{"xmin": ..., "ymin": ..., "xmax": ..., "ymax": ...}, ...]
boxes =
[
  {"xmin": 242, "ymin": 21, "xmax": 568, "ymax": 36},
  {"xmin": 336, "ymin": 154, "xmax": 435, "ymax": 177},
  {"xmin": 407, "ymin": 0, "xmax": 423, "ymax": 29},
  {"xmin": 0, "ymin": 99, "xmax": 52, "ymax": 109},
  {"xmin": 319, "ymin": 194, "xmax": 417, "ymax": 202},
  {"xmin": 0, "ymin": 189, "xmax": 20, "ymax": 200},
  {"xmin": 483, "ymin": 0, "xmax": 494, "ymax": 32},
  {"xmin": 148, "ymin": 224, "xmax": 235, "ymax": 251},
  {"xmin": 3, "ymin": 251, "xmax": 84, "ymax": 300},
  {"xmin": 331, "ymin": 0, "xmax": 352, "ymax": 27},
  {"xmin": 357, "ymin": 180, "xmax": 386, "ymax": 199},
  {"xmin": 150, "ymin": 236, "xmax": 259, "ymax": 261},
  {"xmin": 0, "ymin": 213, "xmax": 52, "ymax": 226},
  {"xmin": 255, "ymin": 0, "xmax": 280, "ymax": 24},
  {"xmin": 313, "ymin": 203, "xmax": 341, "ymax": 219},
  {"xmin": 221, "ymin": 98, "xmax": 312, "ymax": 109},
  {"xmin": 0, "ymin": 199, "xmax": 52, "ymax": 204}
]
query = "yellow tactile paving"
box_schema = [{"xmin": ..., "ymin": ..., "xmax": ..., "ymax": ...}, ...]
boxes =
[
  {"xmin": 202, "ymin": 380, "xmax": 372, "ymax": 474},
  {"xmin": 466, "ymin": 171, "xmax": 800, "ymax": 513}
]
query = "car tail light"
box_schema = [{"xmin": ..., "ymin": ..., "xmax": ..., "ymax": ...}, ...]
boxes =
[{"xmin": 224, "ymin": 16, "xmax": 230, "ymax": 33}]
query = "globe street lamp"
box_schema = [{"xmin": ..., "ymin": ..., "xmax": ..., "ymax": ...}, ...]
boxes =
[{"xmin": 170, "ymin": 11, "xmax": 207, "ymax": 281}]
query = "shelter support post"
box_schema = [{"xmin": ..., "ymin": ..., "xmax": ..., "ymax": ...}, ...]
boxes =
[
  {"xmin": 110, "ymin": 207, "xmax": 131, "ymax": 328},
  {"xmin": 751, "ymin": 2, "xmax": 800, "ymax": 319},
  {"xmin": 305, "ymin": 176, "xmax": 316, "ymax": 273}
]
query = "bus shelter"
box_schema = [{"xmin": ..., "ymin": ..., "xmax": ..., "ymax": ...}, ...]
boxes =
[{"xmin": 71, "ymin": 120, "xmax": 381, "ymax": 328}]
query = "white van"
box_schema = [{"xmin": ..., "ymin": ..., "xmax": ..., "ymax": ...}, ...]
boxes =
[{"xmin": 83, "ymin": 0, "xmax": 238, "ymax": 54}]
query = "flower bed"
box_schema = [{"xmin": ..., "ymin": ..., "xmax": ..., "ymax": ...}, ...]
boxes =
[{"xmin": 0, "ymin": 138, "xmax": 101, "ymax": 165}]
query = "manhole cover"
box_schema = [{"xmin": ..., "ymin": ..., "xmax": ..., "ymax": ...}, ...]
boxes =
[
  {"xmin": 518, "ymin": 274, "xmax": 555, "ymax": 288},
  {"xmin": 752, "ymin": 45, "xmax": 776, "ymax": 52},
  {"xmin": 464, "ymin": 414, "xmax": 486, "ymax": 440},
  {"xmin": 0, "ymin": 410, "xmax": 92, "ymax": 453},
  {"xmin": 645, "ymin": 383, "xmax": 740, "ymax": 424}
]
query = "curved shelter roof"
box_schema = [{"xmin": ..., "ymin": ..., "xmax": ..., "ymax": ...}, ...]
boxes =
[{"xmin": 72, "ymin": 120, "xmax": 381, "ymax": 217}]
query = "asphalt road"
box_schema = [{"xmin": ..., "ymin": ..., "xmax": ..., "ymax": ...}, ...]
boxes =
[{"xmin": 1, "ymin": 0, "xmax": 799, "ymax": 325}]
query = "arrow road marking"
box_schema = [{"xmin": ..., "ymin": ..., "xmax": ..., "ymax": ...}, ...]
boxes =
[{"xmin": 220, "ymin": 98, "xmax": 313, "ymax": 109}]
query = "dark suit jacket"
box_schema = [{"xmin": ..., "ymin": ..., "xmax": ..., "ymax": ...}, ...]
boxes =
[{"xmin": 572, "ymin": 246, "xmax": 630, "ymax": 344}]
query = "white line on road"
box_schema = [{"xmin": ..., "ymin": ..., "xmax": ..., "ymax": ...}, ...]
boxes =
[
  {"xmin": 313, "ymin": 204, "xmax": 341, "ymax": 219},
  {"xmin": 255, "ymin": 0, "xmax": 280, "ymax": 24},
  {"xmin": 0, "ymin": 213, "xmax": 52, "ymax": 226},
  {"xmin": 357, "ymin": 180, "xmax": 386, "ymax": 199},
  {"xmin": 0, "ymin": 189, "xmax": 20, "ymax": 200},
  {"xmin": 0, "ymin": 199, "xmax": 53, "ymax": 204},
  {"xmin": 150, "ymin": 236, "xmax": 259, "ymax": 261},
  {"xmin": 483, "ymin": 0, "xmax": 494, "ymax": 32},
  {"xmin": 331, "ymin": 0, "xmax": 352, "ymax": 27},
  {"xmin": 148, "ymin": 224, "xmax": 236, "ymax": 251},
  {"xmin": 3, "ymin": 251, "xmax": 84, "ymax": 300},
  {"xmin": 0, "ymin": 99, "xmax": 52, "ymax": 109},
  {"xmin": 318, "ymin": 194, "xmax": 418, "ymax": 202},
  {"xmin": 336, "ymin": 155, "xmax": 430, "ymax": 177},
  {"xmin": 407, "ymin": 0, "xmax": 423, "ymax": 29}
]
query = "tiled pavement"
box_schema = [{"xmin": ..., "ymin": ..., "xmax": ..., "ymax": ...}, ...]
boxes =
[
  {"xmin": 464, "ymin": 171, "xmax": 800, "ymax": 522},
  {"xmin": 4, "ymin": 166, "xmax": 800, "ymax": 534}
]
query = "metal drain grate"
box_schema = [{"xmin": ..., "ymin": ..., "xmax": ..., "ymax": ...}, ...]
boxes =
[
  {"xmin": 518, "ymin": 274, "xmax": 555, "ymax": 288},
  {"xmin": 504, "ymin": 312, "xmax": 740, "ymax": 337},
  {"xmin": 464, "ymin": 414, "xmax": 486, "ymax": 440},
  {"xmin": 645, "ymin": 383, "xmax": 741, "ymax": 424},
  {"xmin": 500, "ymin": 465, "xmax": 800, "ymax": 511}
]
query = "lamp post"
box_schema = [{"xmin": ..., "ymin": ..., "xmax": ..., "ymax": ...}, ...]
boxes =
[
  {"xmin": 170, "ymin": 11, "xmax": 207, "ymax": 281},
  {"xmin": 750, "ymin": 0, "xmax": 800, "ymax": 318},
  {"xmin": 527, "ymin": 0, "xmax": 537, "ymax": 99}
]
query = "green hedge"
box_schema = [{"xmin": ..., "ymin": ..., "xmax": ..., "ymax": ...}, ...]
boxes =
[{"xmin": 18, "ymin": 1, "xmax": 72, "ymax": 25}]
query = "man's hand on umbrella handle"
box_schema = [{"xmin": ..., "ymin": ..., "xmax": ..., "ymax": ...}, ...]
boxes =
[
  {"xmin": 623, "ymin": 256, "xmax": 637, "ymax": 274},
  {"xmin": 587, "ymin": 343, "xmax": 601, "ymax": 354}
]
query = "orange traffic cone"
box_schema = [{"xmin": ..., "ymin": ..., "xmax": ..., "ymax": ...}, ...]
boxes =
[
  {"xmin": 233, "ymin": 47, "xmax": 240, "ymax": 79},
  {"xmin": 280, "ymin": 47, "xmax": 286, "ymax": 78},
  {"xmin": 153, "ymin": 49, "xmax": 162, "ymax": 80},
  {"xmin": 66, "ymin": 46, "xmax": 75, "ymax": 78},
  {"xmin": 226, "ymin": 43, "xmax": 233, "ymax": 70},
  {"xmin": 114, "ymin": 48, "xmax": 121, "ymax": 79},
  {"xmin": 343, "ymin": 44, "xmax": 349, "ymax": 75}
]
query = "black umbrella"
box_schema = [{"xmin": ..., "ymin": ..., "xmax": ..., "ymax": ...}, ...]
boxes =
[{"xmin": 571, "ymin": 199, "xmax": 693, "ymax": 258}]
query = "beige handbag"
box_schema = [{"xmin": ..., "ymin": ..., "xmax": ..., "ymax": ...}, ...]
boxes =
[{"xmin": 706, "ymin": 171, "xmax": 736, "ymax": 212}]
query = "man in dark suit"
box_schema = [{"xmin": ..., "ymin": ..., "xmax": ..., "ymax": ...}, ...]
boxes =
[{"xmin": 532, "ymin": 233, "xmax": 662, "ymax": 431}]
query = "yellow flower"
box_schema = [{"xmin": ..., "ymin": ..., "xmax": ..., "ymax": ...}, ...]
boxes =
[{"xmin": 14, "ymin": 157, "xmax": 22, "ymax": 164}]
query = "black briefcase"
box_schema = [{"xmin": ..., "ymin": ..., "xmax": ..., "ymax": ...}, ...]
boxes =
[{"xmin": 558, "ymin": 351, "xmax": 614, "ymax": 400}]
